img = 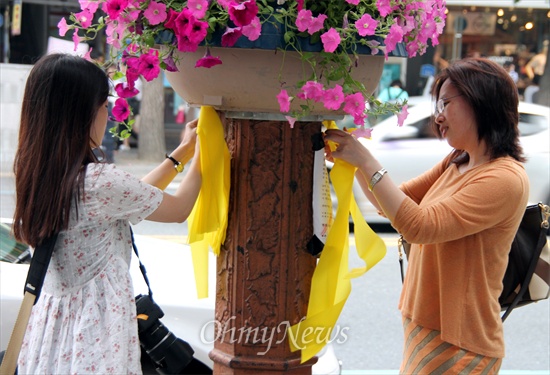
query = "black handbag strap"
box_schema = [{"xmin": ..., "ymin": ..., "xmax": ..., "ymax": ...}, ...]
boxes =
[
  {"xmin": 129, "ymin": 227, "xmax": 154, "ymax": 300},
  {"xmin": 24, "ymin": 234, "xmax": 58, "ymax": 304},
  {"xmin": 501, "ymin": 205, "xmax": 548, "ymax": 321}
]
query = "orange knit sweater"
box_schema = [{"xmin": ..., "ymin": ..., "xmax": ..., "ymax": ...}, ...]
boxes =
[{"xmin": 393, "ymin": 154, "xmax": 529, "ymax": 358}]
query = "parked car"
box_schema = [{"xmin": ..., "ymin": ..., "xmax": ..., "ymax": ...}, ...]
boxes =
[
  {"xmin": 332, "ymin": 99, "xmax": 550, "ymax": 227},
  {"xmin": 0, "ymin": 220, "xmax": 341, "ymax": 374}
]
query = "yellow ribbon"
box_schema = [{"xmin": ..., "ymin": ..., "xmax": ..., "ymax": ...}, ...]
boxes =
[
  {"xmin": 288, "ymin": 121, "xmax": 387, "ymax": 363},
  {"xmin": 187, "ymin": 106, "xmax": 230, "ymax": 299}
]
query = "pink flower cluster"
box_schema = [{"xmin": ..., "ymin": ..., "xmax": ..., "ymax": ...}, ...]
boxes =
[{"xmin": 61, "ymin": 0, "xmax": 446, "ymax": 127}]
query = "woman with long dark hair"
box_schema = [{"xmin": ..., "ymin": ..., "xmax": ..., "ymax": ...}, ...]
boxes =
[
  {"xmin": 325, "ymin": 58, "xmax": 529, "ymax": 373},
  {"xmin": 13, "ymin": 53, "xmax": 201, "ymax": 373}
]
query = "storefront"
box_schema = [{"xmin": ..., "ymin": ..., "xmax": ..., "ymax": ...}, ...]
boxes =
[
  {"xmin": 404, "ymin": 0, "xmax": 549, "ymax": 96},
  {"xmin": 0, "ymin": 0, "xmax": 95, "ymax": 64}
]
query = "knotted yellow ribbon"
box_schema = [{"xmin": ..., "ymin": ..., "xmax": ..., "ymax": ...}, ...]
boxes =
[
  {"xmin": 187, "ymin": 106, "xmax": 230, "ymax": 298},
  {"xmin": 288, "ymin": 121, "xmax": 386, "ymax": 363}
]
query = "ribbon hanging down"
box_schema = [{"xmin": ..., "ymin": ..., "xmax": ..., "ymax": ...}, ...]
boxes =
[
  {"xmin": 288, "ymin": 121, "xmax": 387, "ymax": 363},
  {"xmin": 187, "ymin": 106, "xmax": 231, "ymax": 299}
]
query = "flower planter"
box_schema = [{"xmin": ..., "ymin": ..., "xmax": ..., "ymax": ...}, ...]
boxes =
[{"xmin": 165, "ymin": 47, "xmax": 385, "ymax": 116}]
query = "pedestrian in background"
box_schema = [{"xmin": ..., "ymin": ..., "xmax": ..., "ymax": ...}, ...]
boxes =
[
  {"xmin": 525, "ymin": 41, "xmax": 548, "ymax": 83},
  {"xmin": 325, "ymin": 58, "xmax": 528, "ymax": 373},
  {"xmin": 12, "ymin": 53, "xmax": 202, "ymax": 373},
  {"xmin": 503, "ymin": 60, "xmax": 519, "ymax": 85},
  {"xmin": 377, "ymin": 79, "xmax": 409, "ymax": 104}
]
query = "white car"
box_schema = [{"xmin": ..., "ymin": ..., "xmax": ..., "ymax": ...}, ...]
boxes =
[
  {"xmin": 0, "ymin": 221, "xmax": 341, "ymax": 374},
  {"xmin": 333, "ymin": 99, "xmax": 550, "ymax": 226}
]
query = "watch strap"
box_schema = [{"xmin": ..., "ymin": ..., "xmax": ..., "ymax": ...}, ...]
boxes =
[{"xmin": 165, "ymin": 153, "xmax": 183, "ymax": 173}]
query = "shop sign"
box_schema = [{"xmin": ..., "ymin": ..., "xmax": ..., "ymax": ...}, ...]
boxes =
[
  {"xmin": 446, "ymin": 11, "xmax": 497, "ymax": 36},
  {"xmin": 11, "ymin": 0, "xmax": 22, "ymax": 36}
]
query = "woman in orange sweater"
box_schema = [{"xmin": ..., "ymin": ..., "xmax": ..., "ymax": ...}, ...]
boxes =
[{"xmin": 325, "ymin": 58, "xmax": 529, "ymax": 374}]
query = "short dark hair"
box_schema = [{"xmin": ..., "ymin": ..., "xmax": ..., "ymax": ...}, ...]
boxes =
[
  {"xmin": 13, "ymin": 54, "xmax": 110, "ymax": 246},
  {"xmin": 431, "ymin": 57, "xmax": 525, "ymax": 164},
  {"xmin": 390, "ymin": 79, "xmax": 404, "ymax": 88}
]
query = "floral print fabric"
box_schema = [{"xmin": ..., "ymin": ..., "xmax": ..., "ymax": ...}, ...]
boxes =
[{"xmin": 18, "ymin": 163, "xmax": 163, "ymax": 374}]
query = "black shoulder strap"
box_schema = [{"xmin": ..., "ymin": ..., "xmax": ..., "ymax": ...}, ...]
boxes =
[
  {"xmin": 24, "ymin": 234, "xmax": 58, "ymax": 304},
  {"xmin": 129, "ymin": 227, "xmax": 154, "ymax": 299}
]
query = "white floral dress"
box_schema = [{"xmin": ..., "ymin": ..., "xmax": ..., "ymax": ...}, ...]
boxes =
[{"xmin": 18, "ymin": 163, "xmax": 163, "ymax": 374}]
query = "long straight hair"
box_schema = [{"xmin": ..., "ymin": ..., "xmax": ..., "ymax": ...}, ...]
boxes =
[{"xmin": 13, "ymin": 54, "xmax": 110, "ymax": 247}]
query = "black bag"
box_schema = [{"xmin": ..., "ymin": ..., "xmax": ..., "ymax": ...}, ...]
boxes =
[
  {"xmin": 398, "ymin": 203, "xmax": 550, "ymax": 321},
  {"xmin": 129, "ymin": 229, "xmax": 196, "ymax": 374},
  {"xmin": 499, "ymin": 203, "xmax": 550, "ymax": 320}
]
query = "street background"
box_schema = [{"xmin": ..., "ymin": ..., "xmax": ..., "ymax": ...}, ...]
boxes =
[{"xmin": 1, "ymin": 149, "xmax": 548, "ymax": 373}]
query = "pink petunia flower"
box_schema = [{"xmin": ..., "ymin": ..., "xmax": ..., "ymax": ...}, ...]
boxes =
[
  {"xmin": 277, "ymin": 89, "xmax": 292, "ymax": 113},
  {"xmin": 75, "ymin": 9, "xmax": 93, "ymax": 28},
  {"xmin": 321, "ymin": 28, "xmax": 341, "ymax": 53},
  {"xmin": 115, "ymin": 82, "xmax": 140, "ymax": 98},
  {"xmin": 351, "ymin": 126, "xmax": 372, "ymax": 138},
  {"xmin": 72, "ymin": 28, "xmax": 81, "ymax": 51},
  {"xmin": 366, "ymin": 39, "xmax": 382, "ymax": 55},
  {"xmin": 396, "ymin": 105, "xmax": 409, "ymax": 127},
  {"xmin": 173, "ymin": 8, "xmax": 193, "ymax": 35},
  {"xmin": 79, "ymin": 0, "xmax": 99, "ymax": 13},
  {"xmin": 177, "ymin": 33, "xmax": 200, "ymax": 52},
  {"xmin": 144, "ymin": 1, "xmax": 167, "ymax": 25},
  {"xmin": 308, "ymin": 14, "xmax": 327, "ymax": 34},
  {"xmin": 221, "ymin": 27, "xmax": 243, "ymax": 47},
  {"xmin": 405, "ymin": 41, "xmax": 420, "ymax": 57},
  {"xmin": 102, "ymin": 0, "xmax": 129, "ymax": 21},
  {"xmin": 384, "ymin": 22, "xmax": 404, "ymax": 56},
  {"xmin": 216, "ymin": 0, "xmax": 232, "ymax": 9},
  {"xmin": 112, "ymin": 98, "xmax": 130, "ymax": 122},
  {"xmin": 345, "ymin": 0, "xmax": 360, "ymax": 5},
  {"xmin": 352, "ymin": 113, "xmax": 368, "ymax": 126},
  {"xmin": 285, "ymin": 116, "xmax": 297, "ymax": 129},
  {"xmin": 228, "ymin": 0, "xmax": 259, "ymax": 27},
  {"xmin": 355, "ymin": 14, "xmax": 378, "ymax": 37},
  {"xmin": 58, "ymin": 17, "xmax": 69, "ymax": 37},
  {"xmin": 296, "ymin": 9, "xmax": 313, "ymax": 33},
  {"xmin": 195, "ymin": 48, "xmax": 223, "ymax": 68},
  {"xmin": 298, "ymin": 81, "xmax": 324, "ymax": 102},
  {"xmin": 83, "ymin": 47, "xmax": 93, "ymax": 61},
  {"xmin": 187, "ymin": 19, "xmax": 209, "ymax": 44},
  {"xmin": 322, "ymin": 85, "xmax": 344, "ymax": 110},
  {"xmin": 296, "ymin": 0, "xmax": 304, "ymax": 11},
  {"xmin": 376, "ymin": 0, "xmax": 393, "ymax": 17},
  {"xmin": 343, "ymin": 92, "xmax": 365, "ymax": 117},
  {"xmin": 138, "ymin": 52, "xmax": 160, "ymax": 81},
  {"xmin": 242, "ymin": 17, "xmax": 261, "ymax": 41},
  {"xmin": 187, "ymin": 0, "xmax": 209, "ymax": 19},
  {"xmin": 164, "ymin": 9, "xmax": 180, "ymax": 31},
  {"xmin": 163, "ymin": 53, "xmax": 179, "ymax": 72}
]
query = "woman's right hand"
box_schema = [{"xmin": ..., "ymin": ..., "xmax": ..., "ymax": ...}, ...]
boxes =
[{"xmin": 179, "ymin": 119, "xmax": 198, "ymax": 153}]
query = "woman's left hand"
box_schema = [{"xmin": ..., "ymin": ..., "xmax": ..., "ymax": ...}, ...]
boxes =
[{"xmin": 324, "ymin": 129, "xmax": 374, "ymax": 169}]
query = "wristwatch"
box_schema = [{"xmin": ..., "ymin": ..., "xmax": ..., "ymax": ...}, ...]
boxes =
[
  {"xmin": 165, "ymin": 153, "xmax": 184, "ymax": 173},
  {"xmin": 368, "ymin": 168, "xmax": 387, "ymax": 192}
]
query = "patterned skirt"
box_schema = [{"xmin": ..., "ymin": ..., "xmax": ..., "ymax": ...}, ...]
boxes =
[{"xmin": 400, "ymin": 317, "xmax": 502, "ymax": 374}]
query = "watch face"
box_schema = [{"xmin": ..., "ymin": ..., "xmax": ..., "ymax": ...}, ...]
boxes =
[{"xmin": 175, "ymin": 163, "xmax": 184, "ymax": 173}]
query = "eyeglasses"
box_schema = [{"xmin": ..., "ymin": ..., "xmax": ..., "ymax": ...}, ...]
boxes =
[{"xmin": 434, "ymin": 94, "xmax": 463, "ymax": 116}]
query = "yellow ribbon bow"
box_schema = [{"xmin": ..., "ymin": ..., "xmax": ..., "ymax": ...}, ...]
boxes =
[
  {"xmin": 288, "ymin": 121, "xmax": 386, "ymax": 362},
  {"xmin": 187, "ymin": 106, "xmax": 231, "ymax": 298}
]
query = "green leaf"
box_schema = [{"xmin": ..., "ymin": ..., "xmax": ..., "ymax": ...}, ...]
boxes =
[{"xmin": 112, "ymin": 71, "xmax": 124, "ymax": 80}]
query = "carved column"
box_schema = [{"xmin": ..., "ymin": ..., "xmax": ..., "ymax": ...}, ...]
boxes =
[{"xmin": 209, "ymin": 117, "xmax": 321, "ymax": 374}]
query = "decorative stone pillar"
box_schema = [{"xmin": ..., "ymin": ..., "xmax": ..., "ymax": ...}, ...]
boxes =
[{"xmin": 209, "ymin": 116, "xmax": 321, "ymax": 374}]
